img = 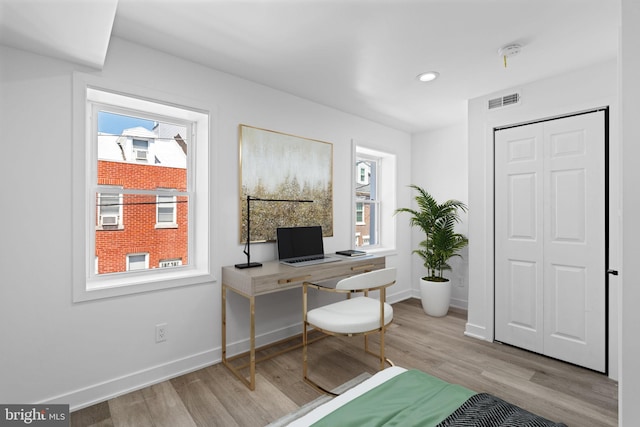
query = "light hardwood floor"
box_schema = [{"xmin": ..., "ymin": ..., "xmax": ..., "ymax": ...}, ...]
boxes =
[{"xmin": 71, "ymin": 299, "xmax": 618, "ymax": 426}]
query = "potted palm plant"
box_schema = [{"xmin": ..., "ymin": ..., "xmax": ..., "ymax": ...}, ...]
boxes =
[{"xmin": 396, "ymin": 185, "xmax": 468, "ymax": 317}]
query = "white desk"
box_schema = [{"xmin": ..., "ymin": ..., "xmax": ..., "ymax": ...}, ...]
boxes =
[{"xmin": 221, "ymin": 255, "xmax": 385, "ymax": 390}]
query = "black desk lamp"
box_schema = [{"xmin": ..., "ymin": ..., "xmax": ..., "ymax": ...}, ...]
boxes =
[{"xmin": 235, "ymin": 195, "xmax": 314, "ymax": 269}]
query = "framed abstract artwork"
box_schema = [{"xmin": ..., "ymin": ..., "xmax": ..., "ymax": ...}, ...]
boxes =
[{"xmin": 238, "ymin": 124, "xmax": 333, "ymax": 243}]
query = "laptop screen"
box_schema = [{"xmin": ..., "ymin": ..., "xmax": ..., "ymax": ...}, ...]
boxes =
[{"xmin": 277, "ymin": 226, "xmax": 324, "ymax": 260}]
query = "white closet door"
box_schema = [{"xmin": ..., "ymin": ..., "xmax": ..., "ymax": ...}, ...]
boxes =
[
  {"xmin": 542, "ymin": 113, "xmax": 605, "ymax": 372},
  {"xmin": 495, "ymin": 123, "xmax": 545, "ymax": 353},
  {"xmin": 495, "ymin": 111, "xmax": 606, "ymax": 372}
]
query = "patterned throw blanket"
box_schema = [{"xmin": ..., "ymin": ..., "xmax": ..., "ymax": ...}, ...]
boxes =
[{"xmin": 437, "ymin": 393, "xmax": 568, "ymax": 427}]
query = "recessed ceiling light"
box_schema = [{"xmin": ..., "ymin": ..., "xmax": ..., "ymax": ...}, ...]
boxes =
[{"xmin": 416, "ymin": 71, "xmax": 439, "ymax": 82}]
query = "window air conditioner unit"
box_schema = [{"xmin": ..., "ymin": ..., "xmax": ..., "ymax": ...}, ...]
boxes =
[
  {"xmin": 100, "ymin": 215, "xmax": 119, "ymax": 226},
  {"xmin": 135, "ymin": 149, "xmax": 148, "ymax": 160}
]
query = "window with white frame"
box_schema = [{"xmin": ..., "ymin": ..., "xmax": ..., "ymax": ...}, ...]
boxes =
[
  {"xmin": 127, "ymin": 253, "xmax": 149, "ymax": 271},
  {"xmin": 353, "ymin": 145, "xmax": 396, "ymax": 251},
  {"xmin": 355, "ymin": 156, "xmax": 380, "ymax": 247},
  {"xmin": 358, "ymin": 163, "xmax": 369, "ymax": 185},
  {"xmin": 93, "ymin": 108, "xmax": 188, "ymax": 276},
  {"xmin": 72, "ymin": 76, "xmax": 212, "ymax": 301},
  {"xmin": 97, "ymin": 187, "xmax": 123, "ymax": 228},
  {"xmin": 355, "ymin": 202, "xmax": 365, "ymax": 225},
  {"xmin": 156, "ymin": 192, "xmax": 177, "ymax": 227},
  {"xmin": 132, "ymin": 138, "xmax": 149, "ymax": 162}
]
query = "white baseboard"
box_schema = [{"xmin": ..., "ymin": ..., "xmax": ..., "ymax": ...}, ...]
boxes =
[
  {"xmin": 46, "ymin": 294, "xmax": 425, "ymax": 412},
  {"xmin": 56, "ymin": 323, "xmax": 302, "ymax": 412},
  {"xmin": 450, "ymin": 297, "xmax": 468, "ymax": 310},
  {"xmin": 387, "ymin": 289, "xmax": 413, "ymax": 304},
  {"xmin": 464, "ymin": 322, "xmax": 489, "ymax": 341},
  {"xmin": 224, "ymin": 323, "xmax": 303, "ymax": 357},
  {"xmin": 42, "ymin": 349, "xmax": 219, "ymax": 412}
]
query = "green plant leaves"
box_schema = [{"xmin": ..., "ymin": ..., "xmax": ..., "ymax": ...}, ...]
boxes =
[{"xmin": 396, "ymin": 185, "xmax": 468, "ymax": 279}]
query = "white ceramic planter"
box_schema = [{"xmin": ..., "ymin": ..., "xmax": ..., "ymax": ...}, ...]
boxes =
[{"xmin": 419, "ymin": 277, "xmax": 451, "ymax": 317}]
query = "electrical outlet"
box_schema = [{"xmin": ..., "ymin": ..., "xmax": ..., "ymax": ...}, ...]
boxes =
[{"xmin": 155, "ymin": 323, "xmax": 168, "ymax": 343}]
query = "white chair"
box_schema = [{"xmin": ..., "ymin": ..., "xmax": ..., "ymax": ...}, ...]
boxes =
[{"xmin": 302, "ymin": 267, "xmax": 397, "ymax": 394}]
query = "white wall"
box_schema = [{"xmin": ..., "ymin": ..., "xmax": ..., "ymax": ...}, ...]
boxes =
[
  {"xmin": 410, "ymin": 123, "xmax": 469, "ymax": 308},
  {"xmin": 620, "ymin": 0, "xmax": 640, "ymax": 423},
  {"xmin": 0, "ymin": 37, "xmax": 413, "ymax": 409},
  {"xmin": 467, "ymin": 59, "xmax": 620, "ymax": 380}
]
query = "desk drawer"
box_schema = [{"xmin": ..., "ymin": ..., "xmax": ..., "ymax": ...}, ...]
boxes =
[{"xmin": 254, "ymin": 256, "xmax": 385, "ymax": 295}]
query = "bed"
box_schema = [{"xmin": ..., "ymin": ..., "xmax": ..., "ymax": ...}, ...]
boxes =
[{"xmin": 287, "ymin": 366, "xmax": 567, "ymax": 427}]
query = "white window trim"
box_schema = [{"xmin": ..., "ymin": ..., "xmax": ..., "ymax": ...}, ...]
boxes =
[
  {"xmin": 97, "ymin": 188, "xmax": 123, "ymax": 229},
  {"xmin": 357, "ymin": 163, "xmax": 369, "ymax": 185},
  {"xmin": 127, "ymin": 253, "xmax": 149, "ymax": 271},
  {"xmin": 355, "ymin": 202, "xmax": 365, "ymax": 225},
  {"xmin": 72, "ymin": 73, "xmax": 214, "ymax": 302},
  {"xmin": 156, "ymin": 192, "xmax": 178, "ymax": 228},
  {"xmin": 132, "ymin": 138, "xmax": 150, "ymax": 162},
  {"xmin": 352, "ymin": 142, "xmax": 397, "ymax": 253}
]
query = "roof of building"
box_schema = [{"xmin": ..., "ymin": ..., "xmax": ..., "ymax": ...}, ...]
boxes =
[
  {"xmin": 98, "ymin": 126, "xmax": 186, "ymax": 169},
  {"xmin": 123, "ymin": 126, "xmax": 157, "ymax": 139}
]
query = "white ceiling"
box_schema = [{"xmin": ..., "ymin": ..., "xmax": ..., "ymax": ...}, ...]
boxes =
[
  {"xmin": 0, "ymin": 0, "xmax": 620, "ymax": 133},
  {"xmin": 0, "ymin": 0, "xmax": 117, "ymax": 69}
]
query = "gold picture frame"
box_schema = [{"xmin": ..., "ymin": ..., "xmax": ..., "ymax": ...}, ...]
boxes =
[{"xmin": 238, "ymin": 124, "xmax": 333, "ymax": 243}]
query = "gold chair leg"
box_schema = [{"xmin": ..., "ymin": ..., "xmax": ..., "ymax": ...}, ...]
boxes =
[
  {"xmin": 303, "ymin": 375, "xmax": 339, "ymax": 396},
  {"xmin": 379, "ymin": 326, "xmax": 385, "ymax": 370},
  {"xmin": 363, "ymin": 329, "xmax": 395, "ymax": 369},
  {"xmin": 305, "ymin": 329, "xmax": 394, "ymax": 396},
  {"xmin": 303, "ymin": 284, "xmax": 395, "ymax": 395}
]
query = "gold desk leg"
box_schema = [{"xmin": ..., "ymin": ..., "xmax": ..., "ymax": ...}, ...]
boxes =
[
  {"xmin": 222, "ymin": 285, "xmax": 325, "ymax": 391},
  {"xmin": 249, "ymin": 294, "xmax": 256, "ymax": 390},
  {"xmin": 221, "ymin": 284, "xmax": 256, "ymax": 390},
  {"xmin": 222, "ymin": 284, "xmax": 227, "ymax": 364}
]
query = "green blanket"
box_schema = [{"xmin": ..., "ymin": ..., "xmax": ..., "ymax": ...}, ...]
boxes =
[{"xmin": 311, "ymin": 370, "xmax": 475, "ymax": 427}]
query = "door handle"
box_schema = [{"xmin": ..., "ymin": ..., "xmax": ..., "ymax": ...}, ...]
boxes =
[{"xmin": 607, "ymin": 269, "xmax": 619, "ymax": 276}]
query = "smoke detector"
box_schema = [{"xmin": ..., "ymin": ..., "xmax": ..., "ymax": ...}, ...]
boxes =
[{"xmin": 497, "ymin": 44, "xmax": 522, "ymax": 67}]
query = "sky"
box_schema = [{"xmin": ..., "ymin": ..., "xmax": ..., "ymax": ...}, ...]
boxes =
[{"xmin": 98, "ymin": 111, "xmax": 155, "ymax": 135}]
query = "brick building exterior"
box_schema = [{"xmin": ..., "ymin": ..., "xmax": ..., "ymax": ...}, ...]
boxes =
[
  {"xmin": 95, "ymin": 125, "xmax": 188, "ymax": 274},
  {"xmin": 355, "ymin": 203, "xmax": 372, "ymax": 246}
]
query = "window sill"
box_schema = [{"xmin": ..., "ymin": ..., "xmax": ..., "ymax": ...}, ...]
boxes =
[
  {"xmin": 73, "ymin": 267, "xmax": 215, "ymax": 302},
  {"xmin": 96, "ymin": 226, "xmax": 124, "ymax": 231},
  {"xmin": 359, "ymin": 247, "xmax": 398, "ymax": 257},
  {"xmin": 155, "ymin": 223, "xmax": 178, "ymax": 229}
]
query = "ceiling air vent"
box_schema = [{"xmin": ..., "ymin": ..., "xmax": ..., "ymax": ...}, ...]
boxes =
[{"xmin": 488, "ymin": 92, "xmax": 520, "ymax": 110}]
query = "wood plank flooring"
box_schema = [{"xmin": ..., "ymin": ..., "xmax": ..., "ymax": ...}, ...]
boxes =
[{"xmin": 71, "ymin": 299, "xmax": 618, "ymax": 426}]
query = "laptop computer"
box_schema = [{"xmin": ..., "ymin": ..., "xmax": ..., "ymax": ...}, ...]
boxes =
[{"xmin": 277, "ymin": 226, "xmax": 340, "ymax": 267}]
